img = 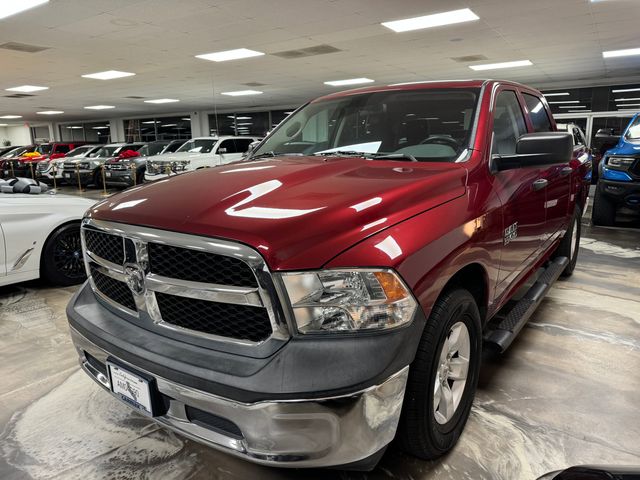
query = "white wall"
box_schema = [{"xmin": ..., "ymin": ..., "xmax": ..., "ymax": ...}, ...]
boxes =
[{"xmin": 0, "ymin": 125, "xmax": 32, "ymax": 147}]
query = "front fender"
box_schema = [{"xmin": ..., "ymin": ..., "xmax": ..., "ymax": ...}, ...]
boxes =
[{"xmin": 324, "ymin": 194, "xmax": 501, "ymax": 322}]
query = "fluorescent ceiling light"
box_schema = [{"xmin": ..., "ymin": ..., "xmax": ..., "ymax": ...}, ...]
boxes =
[
  {"xmin": 0, "ymin": 123, "xmax": 8, "ymax": 126},
  {"xmin": 92, "ymin": 126, "xmax": 109, "ymax": 129},
  {"xmin": 469, "ymin": 60, "xmax": 532, "ymax": 71},
  {"xmin": 612, "ymin": 87, "xmax": 640, "ymax": 93},
  {"xmin": 558, "ymin": 105, "xmax": 585, "ymax": 109},
  {"xmin": 324, "ymin": 78, "xmax": 374, "ymax": 87},
  {"xmin": 84, "ymin": 105, "xmax": 115, "ymax": 110},
  {"xmin": 284, "ymin": 111, "xmax": 294, "ymax": 114},
  {"xmin": 5, "ymin": 85, "xmax": 48, "ymax": 93},
  {"xmin": 81, "ymin": 70, "xmax": 135, "ymax": 80},
  {"xmin": 237, "ymin": 122, "xmax": 253, "ymax": 126},
  {"xmin": 195, "ymin": 48, "xmax": 264, "ymax": 62},
  {"xmin": 181, "ymin": 117, "xmax": 190, "ymax": 121},
  {"xmin": 617, "ymin": 104, "xmax": 640, "ymax": 108},
  {"xmin": 66, "ymin": 126, "xmax": 83, "ymax": 129},
  {"xmin": 0, "ymin": 0, "xmax": 48, "ymax": 20},
  {"xmin": 603, "ymin": 48, "xmax": 640, "ymax": 58},
  {"xmin": 144, "ymin": 98, "xmax": 180, "ymax": 104},
  {"xmin": 543, "ymin": 92, "xmax": 570, "ymax": 97},
  {"xmin": 0, "ymin": 115, "xmax": 22, "ymax": 119},
  {"xmin": 382, "ymin": 8, "xmax": 479, "ymax": 33},
  {"xmin": 37, "ymin": 110, "xmax": 63, "ymax": 114},
  {"xmin": 614, "ymin": 97, "xmax": 640, "ymax": 102},
  {"xmin": 220, "ymin": 90, "xmax": 263, "ymax": 96},
  {"xmin": 162, "ymin": 123, "xmax": 177, "ymax": 127},
  {"xmin": 236, "ymin": 116, "xmax": 252, "ymax": 120},
  {"xmin": 568, "ymin": 109, "xmax": 591, "ymax": 112},
  {"xmin": 142, "ymin": 120, "xmax": 160, "ymax": 124},
  {"xmin": 442, "ymin": 121, "xmax": 460, "ymax": 124},
  {"xmin": 548, "ymin": 100, "xmax": 580, "ymax": 104}
]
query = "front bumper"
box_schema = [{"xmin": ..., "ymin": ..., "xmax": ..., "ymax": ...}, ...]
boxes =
[
  {"xmin": 144, "ymin": 171, "xmax": 175, "ymax": 182},
  {"xmin": 104, "ymin": 169, "xmax": 136, "ymax": 187},
  {"xmin": 62, "ymin": 169, "xmax": 94, "ymax": 185},
  {"xmin": 70, "ymin": 325, "xmax": 408, "ymax": 468},
  {"xmin": 599, "ymin": 179, "xmax": 640, "ymax": 208}
]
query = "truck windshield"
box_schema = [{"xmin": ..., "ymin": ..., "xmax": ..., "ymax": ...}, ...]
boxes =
[
  {"xmin": 252, "ymin": 88, "xmax": 479, "ymax": 162},
  {"xmin": 35, "ymin": 144, "xmax": 53, "ymax": 154},
  {"xmin": 625, "ymin": 116, "xmax": 640, "ymax": 140},
  {"xmin": 176, "ymin": 139, "xmax": 217, "ymax": 153}
]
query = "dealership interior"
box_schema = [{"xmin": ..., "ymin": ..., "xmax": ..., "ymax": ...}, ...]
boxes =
[{"xmin": 1, "ymin": 1, "xmax": 639, "ymax": 479}]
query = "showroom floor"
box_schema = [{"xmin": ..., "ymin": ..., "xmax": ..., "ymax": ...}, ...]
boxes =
[{"xmin": 0, "ymin": 188, "xmax": 639, "ymax": 480}]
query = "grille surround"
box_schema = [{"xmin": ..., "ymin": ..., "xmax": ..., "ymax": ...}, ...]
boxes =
[{"xmin": 81, "ymin": 219, "xmax": 288, "ymax": 346}]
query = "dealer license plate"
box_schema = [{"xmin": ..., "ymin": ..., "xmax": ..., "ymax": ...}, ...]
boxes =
[
  {"xmin": 107, "ymin": 362, "xmax": 154, "ymax": 415},
  {"xmin": 105, "ymin": 172, "xmax": 111, "ymax": 177},
  {"xmin": 64, "ymin": 173, "xmax": 71, "ymax": 178}
]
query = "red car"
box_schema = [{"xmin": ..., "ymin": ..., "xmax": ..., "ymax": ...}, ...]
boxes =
[
  {"xmin": 6, "ymin": 142, "xmax": 87, "ymax": 178},
  {"xmin": 67, "ymin": 80, "xmax": 590, "ymax": 470}
]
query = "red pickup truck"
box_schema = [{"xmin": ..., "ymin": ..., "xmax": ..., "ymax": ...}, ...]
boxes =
[{"xmin": 67, "ymin": 80, "xmax": 590, "ymax": 470}]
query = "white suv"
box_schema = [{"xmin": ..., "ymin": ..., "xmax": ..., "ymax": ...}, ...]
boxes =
[{"xmin": 144, "ymin": 136, "xmax": 257, "ymax": 181}]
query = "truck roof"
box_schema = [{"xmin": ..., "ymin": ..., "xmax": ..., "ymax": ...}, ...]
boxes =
[{"xmin": 314, "ymin": 79, "xmax": 540, "ymax": 102}]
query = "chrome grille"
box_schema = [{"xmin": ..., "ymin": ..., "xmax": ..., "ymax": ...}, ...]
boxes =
[
  {"xmin": 148, "ymin": 243, "xmax": 257, "ymax": 287},
  {"xmin": 81, "ymin": 219, "xmax": 287, "ymax": 345}
]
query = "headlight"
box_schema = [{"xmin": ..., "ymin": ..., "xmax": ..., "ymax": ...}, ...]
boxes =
[
  {"xmin": 607, "ymin": 156, "xmax": 635, "ymax": 168},
  {"xmin": 279, "ymin": 269, "xmax": 417, "ymax": 334}
]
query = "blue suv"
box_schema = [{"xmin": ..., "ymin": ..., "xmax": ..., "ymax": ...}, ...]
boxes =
[{"xmin": 593, "ymin": 113, "xmax": 640, "ymax": 226}]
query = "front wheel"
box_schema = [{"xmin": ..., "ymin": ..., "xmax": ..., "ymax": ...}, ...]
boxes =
[
  {"xmin": 397, "ymin": 289, "xmax": 482, "ymax": 459},
  {"xmin": 592, "ymin": 187, "xmax": 616, "ymax": 227},
  {"xmin": 41, "ymin": 223, "xmax": 87, "ymax": 286}
]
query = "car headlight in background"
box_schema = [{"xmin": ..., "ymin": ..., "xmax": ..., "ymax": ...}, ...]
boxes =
[
  {"xmin": 279, "ymin": 269, "xmax": 417, "ymax": 334},
  {"xmin": 607, "ymin": 156, "xmax": 636, "ymax": 168}
]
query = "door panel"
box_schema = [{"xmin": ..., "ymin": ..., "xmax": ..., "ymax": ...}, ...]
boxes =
[{"xmin": 491, "ymin": 89, "xmax": 547, "ymax": 285}]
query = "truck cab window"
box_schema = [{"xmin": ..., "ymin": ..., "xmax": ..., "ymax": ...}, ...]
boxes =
[
  {"xmin": 492, "ymin": 90, "xmax": 527, "ymax": 155},
  {"xmin": 523, "ymin": 93, "xmax": 553, "ymax": 132}
]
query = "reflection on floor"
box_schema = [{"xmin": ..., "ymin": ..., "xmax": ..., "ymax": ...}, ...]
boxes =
[{"xmin": 1, "ymin": 208, "xmax": 639, "ymax": 480}]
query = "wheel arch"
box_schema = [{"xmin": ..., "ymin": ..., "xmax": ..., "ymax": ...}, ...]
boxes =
[
  {"xmin": 39, "ymin": 219, "xmax": 82, "ymax": 272},
  {"xmin": 434, "ymin": 262, "xmax": 490, "ymax": 325}
]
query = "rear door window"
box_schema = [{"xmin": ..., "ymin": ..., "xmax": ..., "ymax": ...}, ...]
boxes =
[{"xmin": 522, "ymin": 93, "xmax": 553, "ymax": 132}]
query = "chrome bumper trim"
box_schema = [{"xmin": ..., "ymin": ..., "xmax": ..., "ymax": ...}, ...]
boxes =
[{"xmin": 70, "ymin": 326, "xmax": 408, "ymax": 468}]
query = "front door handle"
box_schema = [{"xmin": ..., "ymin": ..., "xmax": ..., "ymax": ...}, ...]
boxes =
[
  {"xmin": 560, "ymin": 166, "xmax": 573, "ymax": 176},
  {"xmin": 532, "ymin": 178, "xmax": 549, "ymax": 191}
]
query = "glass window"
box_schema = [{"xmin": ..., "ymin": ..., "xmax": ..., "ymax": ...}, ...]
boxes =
[
  {"xmin": 235, "ymin": 112, "xmax": 269, "ymax": 137},
  {"xmin": 66, "ymin": 146, "xmax": 93, "ymax": 157},
  {"xmin": 590, "ymin": 116, "xmax": 633, "ymax": 152},
  {"xmin": 624, "ymin": 116, "xmax": 640, "ymax": 140},
  {"xmin": 125, "ymin": 117, "xmax": 191, "ymax": 142},
  {"xmin": 523, "ymin": 93, "xmax": 553, "ymax": 132},
  {"xmin": 234, "ymin": 138, "xmax": 253, "ymax": 153},
  {"xmin": 54, "ymin": 144, "xmax": 70, "ymax": 153},
  {"xmin": 162, "ymin": 140, "xmax": 185, "ymax": 153},
  {"xmin": 209, "ymin": 114, "xmax": 236, "ymax": 136},
  {"xmin": 253, "ymin": 89, "xmax": 479, "ymax": 162},
  {"xmin": 218, "ymin": 139, "xmax": 238, "ymax": 153},
  {"xmin": 271, "ymin": 110, "xmax": 294, "ymax": 131},
  {"xmin": 492, "ymin": 90, "xmax": 527, "ymax": 155},
  {"xmin": 176, "ymin": 139, "xmax": 217, "ymax": 154}
]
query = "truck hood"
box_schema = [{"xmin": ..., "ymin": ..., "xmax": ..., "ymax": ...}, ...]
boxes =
[
  {"xmin": 607, "ymin": 140, "xmax": 640, "ymax": 156},
  {"xmin": 88, "ymin": 156, "xmax": 467, "ymax": 270}
]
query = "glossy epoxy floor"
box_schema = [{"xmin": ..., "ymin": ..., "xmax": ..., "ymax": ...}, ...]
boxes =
[{"xmin": 1, "ymin": 190, "xmax": 639, "ymax": 480}]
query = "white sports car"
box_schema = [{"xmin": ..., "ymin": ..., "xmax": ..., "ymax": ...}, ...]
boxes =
[{"xmin": 0, "ymin": 183, "xmax": 95, "ymax": 287}]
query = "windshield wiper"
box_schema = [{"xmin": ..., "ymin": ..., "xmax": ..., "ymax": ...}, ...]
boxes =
[
  {"xmin": 368, "ymin": 153, "xmax": 418, "ymax": 162},
  {"xmin": 313, "ymin": 150, "xmax": 367, "ymax": 157}
]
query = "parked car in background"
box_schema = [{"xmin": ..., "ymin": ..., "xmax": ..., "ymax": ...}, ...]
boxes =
[
  {"xmin": 0, "ymin": 145, "xmax": 37, "ymax": 178},
  {"xmin": 104, "ymin": 140, "xmax": 187, "ymax": 188},
  {"xmin": 38, "ymin": 145, "xmax": 104, "ymax": 184},
  {"xmin": 593, "ymin": 113, "xmax": 640, "ymax": 226},
  {"xmin": 68, "ymin": 80, "xmax": 589, "ymax": 470},
  {"xmin": 144, "ymin": 136, "xmax": 256, "ymax": 181},
  {"xmin": 0, "ymin": 145, "xmax": 19, "ymax": 157},
  {"xmin": 7, "ymin": 142, "xmax": 86, "ymax": 178},
  {"xmin": 61, "ymin": 142, "xmax": 145, "ymax": 188},
  {"xmin": 556, "ymin": 123, "xmax": 593, "ymax": 181},
  {"xmin": 0, "ymin": 179, "xmax": 95, "ymax": 286}
]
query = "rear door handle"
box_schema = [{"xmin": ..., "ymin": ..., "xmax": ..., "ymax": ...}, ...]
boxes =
[
  {"xmin": 560, "ymin": 166, "xmax": 573, "ymax": 176},
  {"xmin": 532, "ymin": 179, "xmax": 549, "ymax": 191}
]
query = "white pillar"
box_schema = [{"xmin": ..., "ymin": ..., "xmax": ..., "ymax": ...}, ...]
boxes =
[
  {"xmin": 190, "ymin": 111, "xmax": 209, "ymax": 137},
  {"xmin": 109, "ymin": 118, "xmax": 125, "ymax": 142}
]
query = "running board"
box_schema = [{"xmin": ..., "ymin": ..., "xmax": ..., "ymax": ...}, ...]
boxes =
[{"xmin": 486, "ymin": 256, "xmax": 568, "ymax": 352}]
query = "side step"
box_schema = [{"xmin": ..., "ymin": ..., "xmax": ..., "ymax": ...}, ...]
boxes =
[{"xmin": 486, "ymin": 256, "xmax": 568, "ymax": 352}]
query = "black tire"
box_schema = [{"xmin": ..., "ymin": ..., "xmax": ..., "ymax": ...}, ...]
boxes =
[
  {"xmin": 397, "ymin": 289, "xmax": 482, "ymax": 460},
  {"xmin": 592, "ymin": 186, "xmax": 616, "ymax": 227},
  {"xmin": 41, "ymin": 223, "xmax": 87, "ymax": 286},
  {"xmin": 92, "ymin": 168, "xmax": 104, "ymax": 188},
  {"xmin": 135, "ymin": 166, "xmax": 145, "ymax": 185},
  {"xmin": 553, "ymin": 206, "xmax": 581, "ymax": 278}
]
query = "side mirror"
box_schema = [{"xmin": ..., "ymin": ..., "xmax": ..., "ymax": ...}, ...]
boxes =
[
  {"xmin": 246, "ymin": 140, "xmax": 261, "ymax": 156},
  {"xmin": 218, "ymin": 147, "xmax": 227, "ymax": 154},
  {"xmin": 593, "ymin": 128, "xmax": 621, "ymax": 152},
  {"xmin": 493, "ymin": 132, "xmax": 573, "ymax": 172}
]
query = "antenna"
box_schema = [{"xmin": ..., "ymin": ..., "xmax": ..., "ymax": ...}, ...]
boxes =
[{"xmin": 212, "ymin": 75, "xmax": 219, "ymax": 136}]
